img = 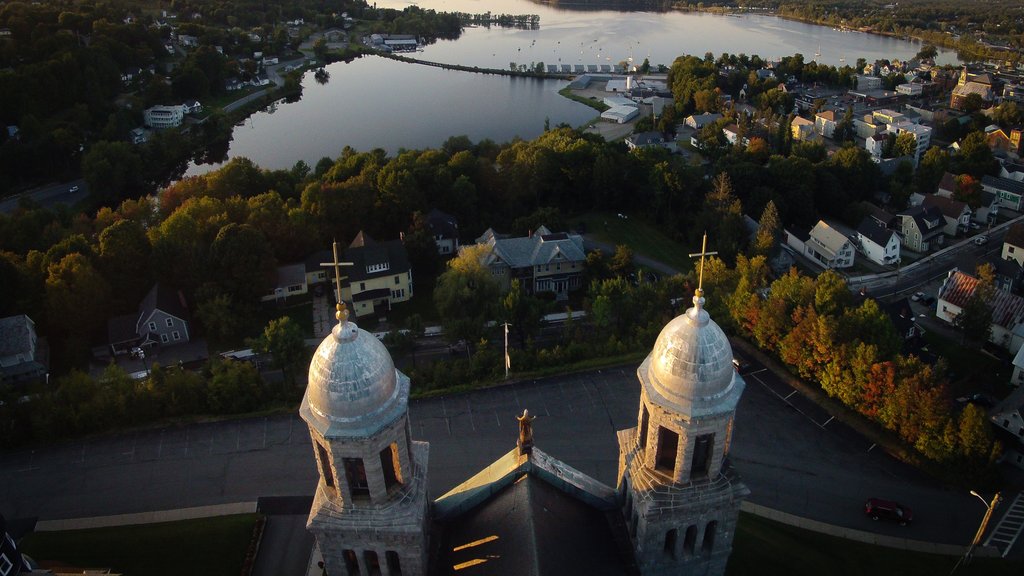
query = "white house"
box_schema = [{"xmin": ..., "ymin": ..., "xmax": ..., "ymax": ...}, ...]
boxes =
[
  {"xmin": 261, "ymin": 263, "xmax": 308, "ymax": 302},
  {"xmin": 896, "ymin": 82, "xmax": 923, "ymax": 96},
  {"xmin": 805, "ymin": 220, "xmax": 856, "ymax": 269},
  {"xmin": 814, "ymin": 109, "xmax": 837, "ymax": 139},
  {"xmin": 921, "ymin": 194, "xmax": 971, "ymax": 237},
  {"xmin": 684, "ymin": 113, "xmax": 722, "ymax": 130},
  {"xmin": 855, "ymin": 75, "xmax": 883, "ymax": 90},
  {"xmin": 991, "ymin": 385, "xmax": 1024, "ymax": 469},
  {"xmin": 855, "ymin": 218, "xmax": 900, "ymax": 265},
  {"xmin": 143, "ymin": 105, "xmax": 185, "ymax": 129},
  {"xmin": 936, "ymin": 269, "xmax": 1024, "ymax": 353}
]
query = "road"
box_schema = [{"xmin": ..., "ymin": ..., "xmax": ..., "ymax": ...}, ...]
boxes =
[
  {"xmin": 0, "ymin": 179, "xmax": 87, "ymax": 214},
  {"xmin": 0, "ymin": 359, "xmax": 1004, "ymax": 551}
]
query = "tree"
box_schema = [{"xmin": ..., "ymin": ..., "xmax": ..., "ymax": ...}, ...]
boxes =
[
  {"xmin": 610, "ymin": 245, "xmax": 634, "ymax": 278},
  {"xmin": 434, "ymin": 244, "xmax": 501, "ymax": 346},
  {"xmin": 207, "ymin": 359, "xmax": 265, "ymax": 414},
  {"xmin": 701, "ymin": 173, "xmax": 746, "ymax": 263},
  {"xmin": 252, "ymin": 316, "xmax": 307, "ymax": 386},
  {"xmin": 98, "ymin": 219, "xmax": 152, "ymax": 310},
  {"xmin": 81, "ymin": 140, "xmax": 144, "ymax": 204},
  {"xmin": 953, "ymin": 131, "xmax": 997, "ymax": 179},
  {"xmin": 892, "ymin": 132, "xmax": 917, "ymax": 159},
  {"xmin": 751, "ymin": 200, "xmax": 781, "ymax": 257},
  {"xmin": 916, "ymin": 44, "xmax": 938, "ymax": 60},
  {"xmin": 953, "ymin": 264, "xmax": 995, "ymax": 346},
  {"xmin": 403, "ymin": 211, "xmax": 441, "ymax": 277},
  {"xmin": 500, "ymin": 279, "xmax": 544, "ymax": 349},
  {"xmin": 916, "ymin": 146, "xmax": 949, "ymax": 195},
  {"xmin": 208, "ymin": 223, "xmax": 276, "ymax": 304}
]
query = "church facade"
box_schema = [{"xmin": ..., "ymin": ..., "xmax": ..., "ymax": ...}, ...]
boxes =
[{"xmin": 301, "ymin": 250, "xmax": 748, "ymax": 575}]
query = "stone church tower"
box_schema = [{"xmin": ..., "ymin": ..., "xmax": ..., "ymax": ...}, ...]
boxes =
[
  {"xmin": 301, "ymin": 248, "xmax": 430, "ymax": 576},
  {"xmin": 617, "ymin": 282, "xmax": 750, "ymax": 576}
]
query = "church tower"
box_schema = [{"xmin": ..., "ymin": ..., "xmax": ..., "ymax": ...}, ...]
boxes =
[
  {"xmin": 617, "ymin": 238, "xmax": 749, "ymax": 576},
  {"xmin": 301, "ymin": 243, "xmax": 429, "ymax": 576}
]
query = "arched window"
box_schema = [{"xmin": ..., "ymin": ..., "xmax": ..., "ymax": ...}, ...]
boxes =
[
  {"xmin": 703, "ymin": 520, "xmax": 718, "ymax": 555},
  {"xmin": 656, "ymin": 427, "xmax": 679, "ymax": 474},
  {"xmin": 664, "ymin": 528, "xmax": 678, "ymax": 559},
  {"xmin": 386, "ymin": 551, "xmax": 402, "ymax": 576},
  {"xmin": 683, "ymin": 525, "xmax": 697, "ymax": 556}
]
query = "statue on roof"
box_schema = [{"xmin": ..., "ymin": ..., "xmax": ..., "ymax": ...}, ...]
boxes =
[{"xmin": 517, "ymin": 409, "xmax": 535, "ymax": 455}]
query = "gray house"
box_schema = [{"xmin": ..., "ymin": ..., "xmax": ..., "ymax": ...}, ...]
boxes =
[
  {"xmin": 897, "ymin": 205, "xmax": 945, "ymax": 252},
  {"xmin": 108, "ymin": 283, "xmax": 191, "ymax": 355},
  {"xmin": 0, "ymin": 314, "xmax": 46, "ymax": 384}
]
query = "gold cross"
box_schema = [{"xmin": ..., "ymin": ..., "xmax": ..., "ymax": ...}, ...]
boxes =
[
  {"xmin": 688, "ymin": 233, "xmax": 718, "ymax": 297},
  {"xmin": 321, "ymin": 239, "xmax": 354, "ymax": 323}
]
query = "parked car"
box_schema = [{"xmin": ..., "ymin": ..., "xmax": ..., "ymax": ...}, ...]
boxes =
[
  {"xmin": 864, "ymin": 498, "xmax": 913, "ymax": 525},
  {"xmin": 956, "ymin": 393, "xmax": 996, "ymax": 407},
  {"xmin": 969, "ymin": 222, "xmax": 981, "ymax": 230},
  {"xmin": 911, "ymin": 291, "xmax": 925, "ymax": 302},
  {"xmin": 923, "ymin": 296, "xmax": 936, "ymax": 306},
  {"xmin": 68, "ymin": 185, "xmax": 79, "ymax": 193},
  {"xmin": 974, "ymin": 235, "xmax": 988, "ymax": 246}
]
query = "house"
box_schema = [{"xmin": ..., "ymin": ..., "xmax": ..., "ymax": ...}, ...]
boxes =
[
  {"xmin": 684, "ymin": 113, "xmax": 722, "ymax": 130},
  {"xmin": 855, "ymin": 218, "xmax": 900, "ymax": 265},
  {"xmin": 814, "ymin": 109, "xmax": 837, "ymax": 139},
  {"xmin": 981, "ymin": 175, "xmax": 1024, "ymax": 211},
  {"xmin": 626, "ymin": 131, "xmax": 668, "ymax": 151},
  {"xmin": 261, "ymin": 263, "xmax": 308, "ymax": 302},
  {"xmin": 722, "ymin": 124, "xmax": 749, "ymax": 146},
  {"xmin": 790, "ymin": 116, "xmax": 818, "ymax": 142},
  {"xmin": 921, "ymin": 194, "xmax": 971, "ymax": 236},
  {"xmin": 1002, "ymin": 223, "xmax": 1024, "ymax": 272},
  {"xmin": 130, "ymin": 127, "xmax": 148, "ymax": 145},
  {"xmin": 1011, "ymin": 345, "xmax": 1024, "ymax": 388},
  {"xmin": 143, "ymin": 105, "xmax": 185, "ymax": 129},
  {"xmin": 107, "ymin": 283, "xmax": 191, "ymax": 355},
  {"xmin": 896, "ymin": 82, "xmax": 923, "ymax": 96},
  {"xmin": 990, "ymin": 385, "xmax": 1024, "ymax": 469},
  {"xmin": 896, "ymin": 204, "xmax": 945, "ymax": 252},
  {"xmin": 177, "ymin": 34, "xmax": 199, "ymax": 48},
  {"xmin": 426, "ymin": 208, "xmax": 459, "ymax": 256},
  {"xmin": 0, "ymin": 315, "xmax": 46, "ymax": 384},
  {"xmin": 802, "ymin": 220, "xmax": 855, "ymax": 269},
  {"xmin": 882, "ymin": 298, "xmax": 923, "ymax": 342},
  {"xmin": 936, "ymin": 172, "xmax": 958, "ymax": 198},
  {"xmin": 855, "ymin": 74, "xmax": 883, "ymax": 91},
  {"xmin": 476, "ymin": 225, "xmax": 586, "ymax": 300},
  {"xmin": 889, "ymin": 122, "xmax": 932, "ymax": 168},
  {"xmin": 936, "ymin": 269, "xmax": 1024, "ymax": 353},
  {"xmin": 974, "ymin": 189, "xmax": 1000, "ymax": 224},
  {"xmin": 182, "ymin": 100, "xmax": 203, "ymax": 115},
  {"xmin": 865, "ymin": 133, "xmax": 887, "ymax": 159},
  {"xmin": 338, "ymin": 232, "xmax": 413, "ymax": 318}
]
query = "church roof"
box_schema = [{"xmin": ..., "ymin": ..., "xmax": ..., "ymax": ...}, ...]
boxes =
[
  {"xmin": 434, "ymin": 448, "xmax": 633, "ymax": 576},
  {"xmin": 642, "ymin": 294, "xmax": 745, "ymax": 418},
  {"xmin": 301, "ymin": 318, "xmax": 409, "ymax": 438}
]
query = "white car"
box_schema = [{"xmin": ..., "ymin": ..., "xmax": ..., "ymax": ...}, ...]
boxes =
[
  {"xmin": 68, "ymin": 185, "xmax": 79, "ymax": 193},
  {"xmin": 974, "ymin": 235, "xmax": 988, "ymax": 246},
  {"xmin": 911, "ymin": 292, "xmax": 925, "ymax": 302}
]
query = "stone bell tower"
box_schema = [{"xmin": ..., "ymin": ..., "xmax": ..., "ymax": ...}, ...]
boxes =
[
  {"xmin": 617, "ymin": 237, "xmax": 749, "ymax": 576},
  {"xmin": 301, "ymin": 242, "xmax": 430, "ymax": 576}
]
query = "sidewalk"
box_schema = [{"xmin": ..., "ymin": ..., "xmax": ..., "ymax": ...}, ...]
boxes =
[{"xmin": 34, "ymin": 502, "xmax": 257, "ymax": 531}]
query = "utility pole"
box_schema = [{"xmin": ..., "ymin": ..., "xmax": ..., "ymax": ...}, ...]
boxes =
[{"xmin": 503, "ymin": 322, "xmax": 512, "ymax": 379}]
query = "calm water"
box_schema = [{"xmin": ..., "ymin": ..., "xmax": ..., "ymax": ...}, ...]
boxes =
[{"xmin": 187, "ymin": 3, "xmax": 956, "ymax": 174}]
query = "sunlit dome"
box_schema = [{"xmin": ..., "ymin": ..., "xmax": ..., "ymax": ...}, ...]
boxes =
[
  {"xmin": 642, "ymin": 293, "xmax": 744, "ymax": 418},
  {"xmin": 300, "ymin": 318, "xmax": 409, "ymax": 438}
]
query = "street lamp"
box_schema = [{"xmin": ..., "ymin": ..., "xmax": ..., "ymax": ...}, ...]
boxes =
[{"xmin": 952, "ymin": 491, "xmax": 1001, "ymax": 573}]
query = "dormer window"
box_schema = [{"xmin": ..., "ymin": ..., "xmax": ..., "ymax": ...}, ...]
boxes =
[{"xmin": 367, "ymin": 262, "xmax": 390, "ymax": 274}]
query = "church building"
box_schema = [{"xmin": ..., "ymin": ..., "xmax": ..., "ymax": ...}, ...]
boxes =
[{"xmin": 301, "ymin": 242, "xmax": 749, "ymax": 575}]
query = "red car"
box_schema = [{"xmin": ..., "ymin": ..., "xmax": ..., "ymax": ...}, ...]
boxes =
[{"xmin": 865, "ymin": 498, "xmax": 913, "ymax": 525}]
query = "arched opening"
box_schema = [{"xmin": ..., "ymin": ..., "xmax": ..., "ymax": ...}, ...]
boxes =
[
  {"xmin": 691, "ymin": 433, "xmax": 714, "ymax": 479},
  {"xmin": 702, "ymin": 520, "xmax": 718, "ymax": 555},
  {"xmin": 683, "ymin": 525, "xmax": 697, "ymax": 556},
  {"xmin": 363, "ymin": 550, "xmax": 382, "ymax": 576},
  {"xmin": 380, "ymin": 442, "xmax": 403, "ymax": 491},
  {"xmin": 342, "ymin": 550, "xmax": 359, "ymax": 576},
  {"xmin": 316, "ymin": 442, "xmax": 334, "ymax": 488},
  {"xmin": 664, "ymin": 528, "xmax": 678, "ymax": 559},
  {"xmin": 386, "ymin": 551, "xmax": 402, "ymax": 575},
  {"xmin": 655, "ymin": 426, "xmax": 679, "ymax": 474},
  {"xmin": 344, "ymin": 457, "xmax": 370, "ymax": 498},
  {"xmin": 639, "ymin": 405, "xmax": 649, "ymax": 449}
]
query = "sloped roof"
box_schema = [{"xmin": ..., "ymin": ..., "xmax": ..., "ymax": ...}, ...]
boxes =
[
  {"xmin": 344, "ymin": 231, "xmax": 410, "ymax": 282},
  {"xmin": 937, "ymin": 172, "xmax": 958, "ymax": 194},
  {"xmin": 274, "ymin": 263, "xmax": 306, "ymax": 288},
  {"xmin": 434, "ymin": 448, "xmax": 629, "ymax": 576},
  {"xmin": 857, "ymin": 218, "xmax": 897, "ymax": 247},
  {"xmin": 0, "ymin": 315, "xmax": 34, "ymax": 357},
  {"xmin": 983, "ymin": 175, "xmax": 1024, "ymax": 196},
  {"xmin": 1006, "ymin": 222, "xmax": 1024, "ymax": 248},
  {"xmin": 426, "ymin": 208, "xmax": 458, "ymax": 240},
  {"xmin": 898, "ymin": 204, "xmax": 945, "ymax": 235},
  {"xmin": 938, "ymin": 270, "xmax": 1024, "ymax": 330},
  {"xmin": 815, "ymin": 110, "xmax": 836, "ymax": 121},
  {"xmin": 922, "ymin": 194, "xmax": 970, "ymax": 220},
  {"xmin": 484, "ymin": 227, "xmax": 585, "ymax": 270},
  {"xmin": 138, "ymin": 283, "xmax": 189, "ymax": 331},
  {"xmin": 808, "ymin": 220, "xmax": 851, "ymax": 257}
]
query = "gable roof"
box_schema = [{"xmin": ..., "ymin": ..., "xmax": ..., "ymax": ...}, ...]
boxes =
[
  {"xmin": 983, "ymin": 175, "xmax": 1024, "ymax": 196},
  {"xmin": 815, "ymin": 110, "xmax": 836, "ymax": 121},
  {"xmin": 434, "ymin": 447, "xmax": 629, "ymax": 576},
  {"xmin": 137, "ymin": 283, "xmax": 189, "ymax": 333},
  {"xmin": 922, "ymin": 194, "xmax": 970, "ymax": 219},
  {"xmin": 857, "ymin": 218, "xmax": 897, "ymax": 247},
  {"xmin": 0, "ymin": 315, "xmax": 34, "ymax": 358},
  {"xmin": 938, "ymin": 172, "xmax": 958, "ymax": 195},
  {"xmin": 1006, "ymin": 222, "xmax": 1024, "ymax": 248},
  {"xmin": 898, "ymin": 204, "xmax": 945, "ymax": 235},
  {"xmin": 344, "ymin": 231, "xmax": 410, "ymax": 282},
  {"xmin": 483, "ymin": 227, "xmax": 585, "ymax": 269},
  {"xmin": 808, "ymin": 220, "xmax": 851, "ymax": 257},
  {"xmin": 938, "ymin": 270, "xmax": 1024, "ymax": 330},
  {"xmin": 426, "ymin": 208, "xmax": 458, "ymax": 240}
]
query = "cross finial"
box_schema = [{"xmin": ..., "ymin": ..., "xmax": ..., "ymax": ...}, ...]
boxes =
[
  {"xmin": 321, "ymin": 239, "xmax": 354, "ymax": 324},
  {"xmin": 688, "ymin": 232, "xmax": 718, "ymax": 300}
]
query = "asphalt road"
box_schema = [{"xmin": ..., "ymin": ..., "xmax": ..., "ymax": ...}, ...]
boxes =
[
  {"xmin": 0, "ymin": 359, "xmax": 1002, "ymax": 550},
  {"xmin": 0, "ymin": 179, "xmax": 87, "ymax": 214}
]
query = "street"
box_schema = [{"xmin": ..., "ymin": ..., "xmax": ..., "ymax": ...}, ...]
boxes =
[
  {"xmin": 0, "ymin": 179, "xmax": 87, "ymax": 214},
  {"xmin": 0, "ymin": 359, "xmax": 1007, "ymax": 551}
]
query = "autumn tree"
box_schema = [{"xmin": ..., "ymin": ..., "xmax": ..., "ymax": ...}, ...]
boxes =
[
  {"xmin": 953, "ymin": 264, "xmax": 995, "ymax": 346},
  {"xmin": 434, "ymin": 244, "xmax": 501, "ymax": 347}
]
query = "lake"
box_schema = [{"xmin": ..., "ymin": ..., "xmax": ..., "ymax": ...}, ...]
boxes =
[{"xmin": 186, "ymin": 3, "xmax": 957, "ymax": 174}]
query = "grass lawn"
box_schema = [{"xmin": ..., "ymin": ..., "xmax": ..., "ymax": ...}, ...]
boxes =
[
  {"xmin": 18, "ymin": 514, "xmax": 259, "ymax": 576},
  {"xmin": 729, "ymin": 512, "xmax": 1019, "ymax": 576},
  {"xmin": 575, "ymin": 211, "xmax": 693, "ymax": 273}
]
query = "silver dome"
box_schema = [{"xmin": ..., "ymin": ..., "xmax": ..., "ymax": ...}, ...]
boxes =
[
  {"xmin": 301, "ymin": 320, "xmax": 409, "ymax": 438},
  {"xmin": 643, "ymin": 295, "xmax": 744, "ymax": 417}
]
